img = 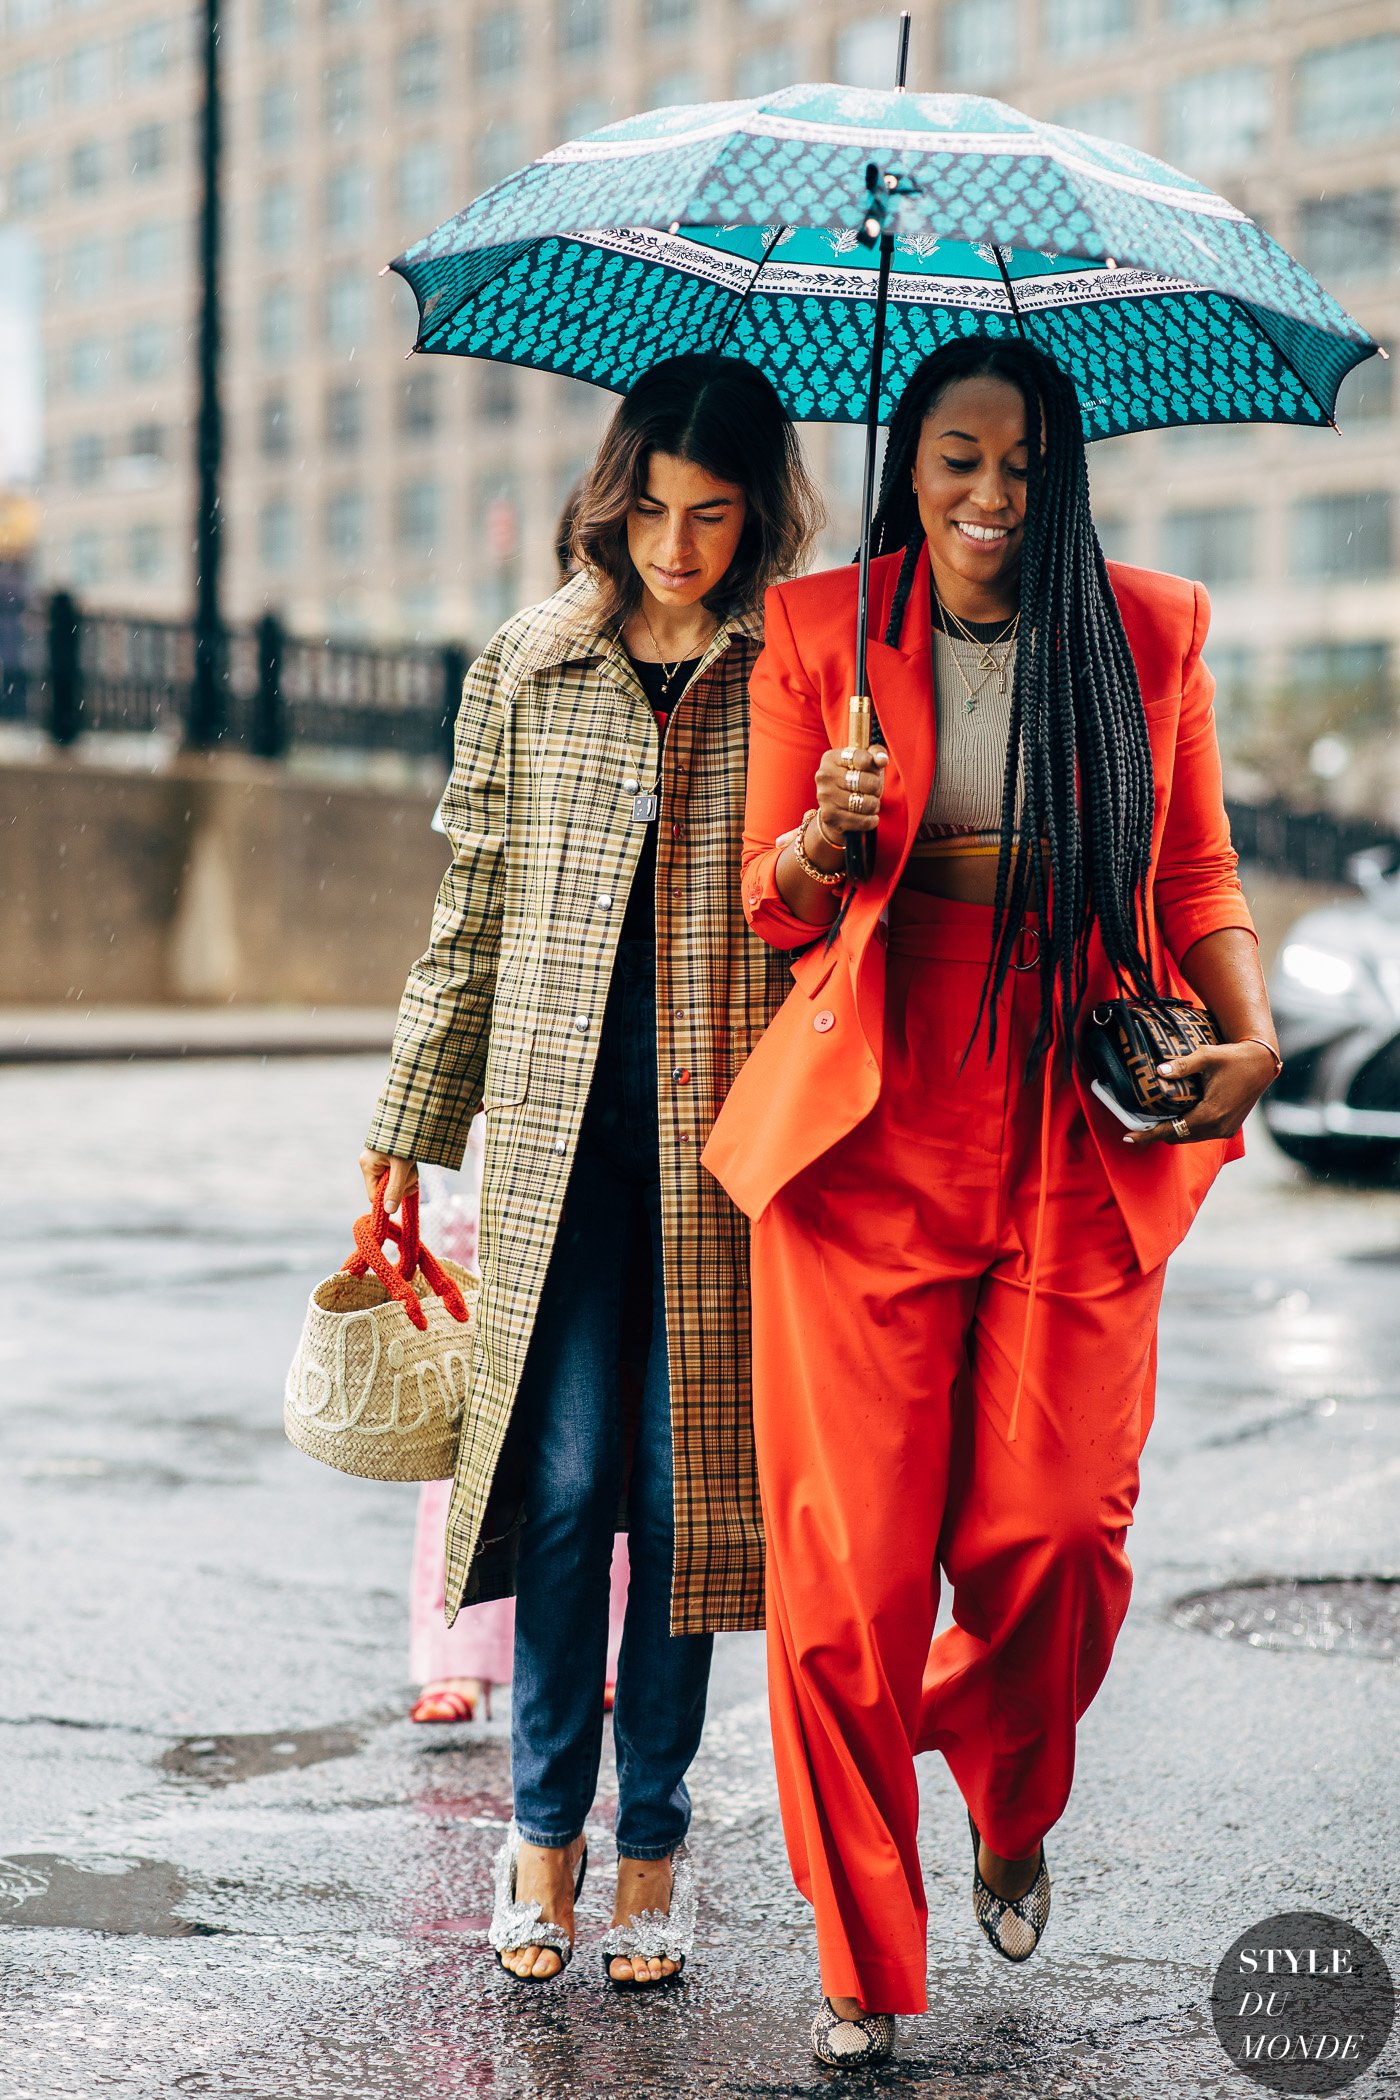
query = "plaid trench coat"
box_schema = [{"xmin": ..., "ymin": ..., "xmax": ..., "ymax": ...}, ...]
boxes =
[{"xmin": 366, "ymin": 572, "xmax": 790, "ymax": 1635}]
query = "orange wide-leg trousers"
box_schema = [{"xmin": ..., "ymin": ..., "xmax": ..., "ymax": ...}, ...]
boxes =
[{"xmin": 750, "ymin": 894, "xmax": 1166, "ymax": 2014}]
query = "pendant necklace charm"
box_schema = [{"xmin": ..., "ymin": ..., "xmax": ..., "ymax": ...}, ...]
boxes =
[{"xmin": 632, "ymin": 790, "xmax": 659, "ymax": 823}]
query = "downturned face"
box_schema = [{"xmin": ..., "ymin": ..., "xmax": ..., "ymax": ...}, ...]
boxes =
[
  {"xmin": 626, "ymin": 450, "xmax": 748, "ymax": 608},
  {"xmin": 911, "ymin": 374, "xmax": 1031, "ymax": 605}
]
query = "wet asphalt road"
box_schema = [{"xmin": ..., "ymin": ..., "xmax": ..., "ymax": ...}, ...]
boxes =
[{"xmin": 2, "ymin": 1055, "xmax": 1398, "ymax": 2100}]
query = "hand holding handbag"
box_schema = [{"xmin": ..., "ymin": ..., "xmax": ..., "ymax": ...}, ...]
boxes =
[
  {"xmin": 1082, "ymin": 997, "xmax": 1221, "ymax": 1133},
  {"xmin": 283, "ymin": 1175, "xmax": 478, "ymax": 1482}
]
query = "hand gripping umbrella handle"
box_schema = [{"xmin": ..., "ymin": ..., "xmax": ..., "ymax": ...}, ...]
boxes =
[
  {"xmin": 342, "ymin": 1173, "xmax": 471, "ymax": 1332},
  {"xmin": 844, "ymin": 693, "xmax": 877, "ymax": 882}
]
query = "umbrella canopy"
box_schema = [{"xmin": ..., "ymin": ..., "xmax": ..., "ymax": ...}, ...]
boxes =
[{"xmin": 392, "ymin": 84, "xmax": 1377, "ymax": 438}]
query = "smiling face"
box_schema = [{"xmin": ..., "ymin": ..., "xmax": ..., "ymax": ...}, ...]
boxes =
[
  {"xmin": 625, "ymin": 449, "xmax": 749, "ymax": 610},
  {"xmin": 911, "ymin": 373, "xmax": 1032, "ymax": 619}
]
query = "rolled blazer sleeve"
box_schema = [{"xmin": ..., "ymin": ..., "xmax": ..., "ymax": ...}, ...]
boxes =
[
  {"xmin": 1152, "ymin": 583, "xmax": 1257, "ymax": 963},
  {"xmin": 741, "ymin": 584, "xmax": 836, "ymax": 949},
  {"xmin": 365, "ymin": 636, "xmax": 508, "ymax": 1167}
]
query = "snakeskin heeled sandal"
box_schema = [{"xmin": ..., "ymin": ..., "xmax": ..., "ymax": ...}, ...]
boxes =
[
  {"xmin": 488, "ymin": 1822, "xmax": 589, "ymax": 1982},
  {"xmin": 600, "ymin": 1843, "xmax": 697, "ymax": 1990},
  {"xmin": 968, "ymin": 1810, "xmax": 1051, "ymax": 1962},
  {"xmin": 810, "ymin": 1998, "xmax": 896, "ymax": 2069}
]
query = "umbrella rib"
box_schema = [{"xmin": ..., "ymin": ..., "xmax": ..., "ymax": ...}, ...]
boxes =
[
  {"xmin": 711, "ymin": 227, "xmax": 786, "ymax": 353},
  {"xmin": 992, "ymin": 246, "xmax": 1030, "ymax": 341}
]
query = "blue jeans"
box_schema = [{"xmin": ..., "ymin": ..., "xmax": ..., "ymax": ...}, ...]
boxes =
[{"xmin": 510, "ymin": 940, "xmax": 714, "ymax": 1859}]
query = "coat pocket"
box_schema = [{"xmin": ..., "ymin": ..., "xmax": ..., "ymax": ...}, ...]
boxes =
[
  {"xmin": 789, "ymin": 942, "xmax": 839, "ymax": 1000},
  {"xmin": 481, "ymin": 1024, "xmax": 533, "ymax": 1112}
]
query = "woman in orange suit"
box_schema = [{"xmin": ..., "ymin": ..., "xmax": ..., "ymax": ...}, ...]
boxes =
[{"xmin": 701, "ymin": 338, "xmax": 1281, "ymax": 2070}]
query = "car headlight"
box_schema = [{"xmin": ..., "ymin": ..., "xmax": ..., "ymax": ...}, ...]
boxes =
[{"xmin": 1279, "ymin": 943, "xmax": 1359, "ymax": 998}]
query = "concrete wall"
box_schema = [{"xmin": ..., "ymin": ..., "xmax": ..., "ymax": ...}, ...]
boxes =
[
  {"xmin": 0, "ymin": 755, "xmax": 451, "ymax": 1007},
  {"xmin": 0, "ymin": 754, "xmax": 1344, "ymax": 1008}
]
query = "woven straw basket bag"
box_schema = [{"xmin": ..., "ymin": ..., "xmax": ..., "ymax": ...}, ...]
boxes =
[{"xmin": 284, "ymin": 1178, "xmax": 478, "ymax": 1482}]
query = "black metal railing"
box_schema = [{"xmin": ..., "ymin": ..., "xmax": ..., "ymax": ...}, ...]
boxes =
[{"xmin": 5, "ymin": 590, "xmax": 468, "ymax": 765}]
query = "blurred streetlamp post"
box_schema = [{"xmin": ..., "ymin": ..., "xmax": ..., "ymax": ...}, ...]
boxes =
[{"xmin": 188, "ymin": 0, "xmax": 224, "ymax": 748}]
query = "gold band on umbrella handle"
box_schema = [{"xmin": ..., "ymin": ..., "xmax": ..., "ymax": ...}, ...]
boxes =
[{"xmin": 845, "ymin": 694, "xmax": 875, "ymax": 881}]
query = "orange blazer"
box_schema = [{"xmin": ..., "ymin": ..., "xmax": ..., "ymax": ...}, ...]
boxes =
[{"xmin": 701, "ymin": 550, "xmax": 1257, "ymax": 1273}]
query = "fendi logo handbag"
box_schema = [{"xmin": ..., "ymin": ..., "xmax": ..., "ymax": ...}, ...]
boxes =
[{"xmin": 1082, "ymin": 997, "xmax": 1221, "ymax": 1133}]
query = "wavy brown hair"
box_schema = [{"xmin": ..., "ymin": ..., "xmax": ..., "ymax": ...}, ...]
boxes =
[{"xmin": 572, "ymin": 354, "xmax": 824, "ymax": 627}]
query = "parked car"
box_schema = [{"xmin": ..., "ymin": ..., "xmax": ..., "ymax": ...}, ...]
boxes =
[{"xmin": 1264, "ymin": 849, "xmax": 1400, "ymax": 1180}]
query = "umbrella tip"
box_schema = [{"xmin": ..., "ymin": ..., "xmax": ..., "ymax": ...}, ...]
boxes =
[
  {"xmin": 379, "ymin": 264, "xmax": 391, "ymax": 277},
  {"xmin": 1378, "ymin": 345, "xmax": 1391, "ymax": 360}
]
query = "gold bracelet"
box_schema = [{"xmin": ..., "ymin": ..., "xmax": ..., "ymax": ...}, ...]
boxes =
[
  {"xmin": 815, "ymin": 808, "xmax": 845, "ymax": 852},
  {"xmin": 792, "ymin": 809, "xmax": 845, "ymax": 888},
  {"xmin": 1237, "ymin": 1034, "xmax": 1283, "ymax": 1078}
]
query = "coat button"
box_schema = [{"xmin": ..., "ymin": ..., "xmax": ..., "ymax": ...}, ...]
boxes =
[
  {"xmin": 678, "ymin": 1133, "xmax": 692, "ymax": 1144},
  {"xmin": 671, "ymin": 822, "xmax": 684, "ymax": 840},
  {"xmin": 597, "ymin": 894, "xmax": 612, "ymax": 910},
  {"xmin": 553, "ymin": 1138, "xmax": 567, "ymax": 1153},
  {"xmin": 813, "ymin": 1009, "xmax": 836, "ymax": 1033},
  {"xmin": 673, "ymin": 1067, "xmax": 690, "ymax": 1084},
  {"xmin": 573, "ymin": 1015, "xmax": 589, "ymax": 1033}
]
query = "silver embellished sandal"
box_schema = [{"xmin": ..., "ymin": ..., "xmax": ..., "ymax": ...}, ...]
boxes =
[
  {"xmin": 810, "ymin": 1997, "xmax": 896, "ymax": 2070},
  {"xmin": 968, "ymin": 1809, "xmax": 1051, "ymax": 1962},
  {"xmin": 600, "ymin": 1842, "xmax": 697, "ymax": 1990},
  {"xmin": 488, "ymin": 1821, "xmax": 589, "ymax": 1982}
]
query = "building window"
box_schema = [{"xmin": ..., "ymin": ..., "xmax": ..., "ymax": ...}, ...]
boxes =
[
  {"xmin": 562, "ymin": 97, "xmax": 612, "ymax": 140},
  {"xmin": 401, "ymin": 370, "xmax": 438, "ymax": 435},
  {"xmin": 1053, "ymin": 94, "xmax": 1146, "ymax": 151},
  {"xmin": 129, "ymin": 122, "xmax": 168, "ymax": 178},
  {"xmin": 325, "ymin": 58, "xmax": 365, "ymax": 133},
  {"xmin": 324, "ymin": 271, "xmax": 368, "ymax": 349},
  {"xmin": 10, "ymin": 61, "xmax": 49, "ymax": 128},
  {"xmin": 326, "ymin": 0, "xmax": 365, "ymax": 18},
  {"xmin": 9, "ymin": 156, "xmax": 49, "ymax": 213},
  {"xmin": 645, "ymin": 0, "xmax": 692, "ymax": 34},
  {"xmin": 1092, "ymin": 511, "xmax": 1130, "ymax": 563},
  {"xmin": 836, "ymin": 19, "xmax": 895, "ymax": 88},
  {"xmin": 942, "ymin": 0, "xmax": 1017, "ymax": 89},
  {"xmin": 396, "ymin": 35, "xmax": 441, "ymax": 105},
  {"xmin": 128, "ymin": 421, "xmax": 166, "ymax": 465},
  {"xmin": 126, "ymin": 218, "xmax": 174, "ymax": 284},
  {"xmin": 1289, "ymin": 640, "xmax": 1390, "ymax": 699},
  {"xmin": 1297, "ymin": 191, "xmax": 1397, "ymax": 284},
  {"xmin": 1165, "ymin": 0, "xmax": 1264, "ymax": 22},
  {"xmin": 1161, "ymin": 506, "xmax": 1255, "ymax": 586},
  {"xmin": 70, "ymin": 432, "xmax": 104, "ymax": 484},
  {"xmin": 1043, "ymin": 0, "xmax": 1133, "ymax": 60},
  {"xmin": 260, "ymin": 82, "xmax": 297, "ymax": 148},
  {"xmin": 259, "ymin": 498, "xmax": 295, "ymax": 571},
  {"xmin": 126, "ymin": 320, "xmax": 169, "ymax": 379},
  {"xmin": 65, "ymin": 42, "xmax": 109, "ymax": 106},
  {"xmin": 70, "ymin": 140, "xmax": 104, "ymax": 192},
  {"xmin": 69, "ymin": 335, "xmax": 109, "ymax": 394},
  {"xmin": 474, "ymin": 124, "xmax": 523, "ymax": 191},
  {"xmin": 129, "ymin": 522, "xmax": 166, "ymax": 579},
  {"xmin": 736, "ymin": 46, "xmax": 794, "ymax": 96},
  {"xmin": 1296, "ymin": 37, "xmax": 1400, "ymax": 148},
  {"xmin": 397, "ymin": 478, "xmax": 441, "ymax": 551},
  {"xmin": 557, "ymin": 0, "xmax": 606, "ymax": 55},
  {"xmin": 260, "ymin": 393, "xmax": 292, "ymax": 457},
  {"xmin": 1293, "ymin": 493, "xmax": 1392, "ymax": 583},
  {"xmin": 395, "ymin": 141, "xmax": 446, "ymax": 220},
  {"xmin": 258, "ymin": 179, "xmax": 298, "ymax": 255},
  {"xmin": 325, "ymin": 162, "xmax": 371, "ymax": 239},
  {"xmin": 125, "ymin": 22, "xmax": 174, "ymax": 86},
  {"xmin": 479, "ymin": 364, "xmax": 517, "ymax": 420},
  {"xmin": 650, "ymin": 68, "xmax": 701, "ymax": 107},
  {"xmin": 67, "ymin": 233, "xmax": 111, "ymax": 299},
  {"xmin": 259, "ymin": 0, "xmax": 296, "ymax": 40},
  {"xmin": 476, "ymin": 8, "xmax": 522, "ymax": 78},
  {"xmin": 1336, "ymin": 352, "xmax": 1393, "ymax": 425},
  {"xmin": 258, "ymin": 286, "xmax": 299, "ymax": 360},
  {"xmin": 326, "ymin": 382, "xmax": 362, "ymax": 448},
  {"xmin": 326, "ymin": 487, "xmax": 366, "ymax": 559},
  {"xmin": 69, "ymin": 531, "xmax": 103, "ymax": 588},
  {"xmin": 1164, "ymin": 67, "xmax": 1270, "ymax": 173}
]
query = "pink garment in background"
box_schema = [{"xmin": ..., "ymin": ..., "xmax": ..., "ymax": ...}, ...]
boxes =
[{"xmin": 410, "ymin": 1132, "xmax": 630, "ymax": 1689}]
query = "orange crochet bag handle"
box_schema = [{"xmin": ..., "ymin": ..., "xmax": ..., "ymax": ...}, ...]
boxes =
[{"xmin": 341, "ymin": 1174, "xmax": 472, "ymax": 1333}]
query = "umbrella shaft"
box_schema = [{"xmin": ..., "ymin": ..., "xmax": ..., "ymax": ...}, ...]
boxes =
[{"xmin": 854, "ymin": 229, "xmax": 895, "ymax": 695}]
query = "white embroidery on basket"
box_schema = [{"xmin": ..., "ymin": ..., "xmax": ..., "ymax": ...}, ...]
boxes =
[{"xmin": 287, "ymin": 1308, "xmax": 470, "ymax": 1436}]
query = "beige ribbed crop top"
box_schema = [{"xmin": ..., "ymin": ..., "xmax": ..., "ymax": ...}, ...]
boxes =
[{"xmin": 913, "ymin": 629, "xmax": 1023, "ymax": 859}]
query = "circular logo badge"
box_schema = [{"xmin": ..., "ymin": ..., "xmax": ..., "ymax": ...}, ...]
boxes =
[{"xmin": 1211, "ymin": 1912, "xmax": 1395, "ymax": 2094}]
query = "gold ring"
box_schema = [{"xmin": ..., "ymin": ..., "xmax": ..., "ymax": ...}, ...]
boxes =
[
  {"xmin": 849, "ymin": 791, "xmax": 865, "ymax": 813},
  {"xmin": 840, "ymin": 747, "xmax": 856, "ymax": 763},
  {"xmin": 845, "ymin": 767, "xmax": 863, "ymax": 793},
  {"xmin": 1170, "ymin": 1116, "xmax": 1190, "ymax": 1140}
]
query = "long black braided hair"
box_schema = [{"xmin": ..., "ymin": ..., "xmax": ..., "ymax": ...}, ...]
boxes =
[{"xmin": 871, "ymin": 336, "xmax": 1159, "ymax": 1067}]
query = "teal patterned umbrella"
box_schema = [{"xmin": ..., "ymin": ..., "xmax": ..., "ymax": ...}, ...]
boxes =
[{"xmin": 390, "ymin": 83, "xmax": 1378, "ymax": 440}]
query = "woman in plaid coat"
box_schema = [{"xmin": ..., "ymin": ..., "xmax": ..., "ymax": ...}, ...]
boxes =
[{"xmin": 361, "ymin": 354, "xmax": 821, "ymax": 1988}]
